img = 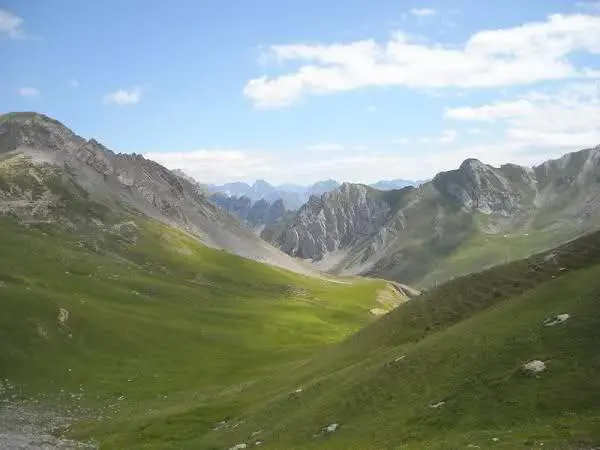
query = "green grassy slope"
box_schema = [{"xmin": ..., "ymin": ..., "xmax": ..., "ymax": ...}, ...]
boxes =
[
  {"xmin": 155, "ymin": 229, "xmax": 600, "ymax": 449},
  {"xmin": 0, "ymin": 215, "xmax": 392, "ymax": 448}
]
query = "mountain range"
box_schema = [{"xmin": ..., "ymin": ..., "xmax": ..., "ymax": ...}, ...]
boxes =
[
  {"xmin": 206, "ymin": 178, "xmax": 421, "ymax": 210},
  {"xmin": 263, "ymin": 149, "xmax": 600, "ymax": 287}
]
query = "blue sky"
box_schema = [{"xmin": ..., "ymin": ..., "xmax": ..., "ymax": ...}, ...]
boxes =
[{"xmin": 2, "ymin": 0, "xmax": 600, "ymax": 184}]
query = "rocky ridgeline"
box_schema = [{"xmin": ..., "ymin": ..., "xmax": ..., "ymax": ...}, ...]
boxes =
[
  {"xmin": 265, "ymin": 145, "xmax": 600, "ymax": 282},
  {"xmin": 0, "ymin": 112, "xmax": 314, "ymax": 276}
]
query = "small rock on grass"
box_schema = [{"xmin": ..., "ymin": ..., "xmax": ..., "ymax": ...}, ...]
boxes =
[
  {"xmin": 229, "ymin": 444, "xmax": 247, "ymax": 450},
  {"xmin": 429, "ymin": 401, "xmax": 445, "ymax": 409},
  {"xmin": 543, "ymin": 313, "xmax": 569, "ymax": 327},
  {"xmin": 326, "ymin": 423, "xmax": 339, "ymax": 433},
  {"xmin": 523, "ymin": 360, "xmax": 546, "ymax": 374}
]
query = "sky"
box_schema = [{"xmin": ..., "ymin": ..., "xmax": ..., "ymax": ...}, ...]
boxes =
[{"xmin": 2, "ymin": 0, "xmax": 600, "ymax": 185}]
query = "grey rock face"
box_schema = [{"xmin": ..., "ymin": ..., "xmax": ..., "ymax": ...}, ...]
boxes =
[
  {"xmin": 279, "ymin": 183, "xmax": 392, "ymax": 260},
  {"xmin": 433, "ymin": 158, "xmax": 536, "ymax": 216}
]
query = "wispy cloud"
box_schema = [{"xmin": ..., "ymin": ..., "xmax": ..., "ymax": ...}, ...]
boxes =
[
  {"xmin": 143, "ymin": 132, "xmax": 588, "ymax": 186},
  {"xmin": 306, "ymin": 142, "xmax": 345, "ymax": 152},
  {"xmin": 144, "ymin": 149, "xmax": 274, "ymax": 184},
  {"xmin": 419, "ymin": 129, "xmax": 458, "ymax": 145},
  {"xmin": 409, "ymin": 8, "xmax": 437, "ymax": 17},
  {"xmin": 102, "ymin": 86, "xmax": 143, "ymax": 106},
  {"xmin": 17, "ymin": 86, "xmax": 39, "ymax": 97},
  {"xmin": 69, "ymin": 78, "xmax": 80, "ymax": 88},
  {"xmin": 0, "ymin": 9, "xmax": 26, "ymax": 39},
  {"xmin": 445, "ymin": 82, "xmax": 600, "ymax": 149},
  {"xmin": 244, "ymin": 13, "xmax": 600, "ymax": 109}
]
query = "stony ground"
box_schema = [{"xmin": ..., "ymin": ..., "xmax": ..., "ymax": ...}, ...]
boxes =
[{"xmin": 0, "ymin": 402, "xmax": 96, "ymax": 450}]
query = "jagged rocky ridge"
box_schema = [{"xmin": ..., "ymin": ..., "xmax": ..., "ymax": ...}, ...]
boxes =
[
  {"xmin": 265, "ymin": 146, "xmax": 600, "ymax": 284},
  {"xmin": 0, "ymin": 112, "xmax": 313, "ymax": 275},
  {"xmin": 208, "ymin": 193, "xmax": 288, "ymax": 233}
]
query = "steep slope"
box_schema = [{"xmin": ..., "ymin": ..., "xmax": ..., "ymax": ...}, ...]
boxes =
[
  {"xmin": 171, "ymin": 168, "xmax": 209, "ymax": 196},
  {"xmin": 267, "ymin": 146, "xmax": 600, "ymax": 286},
  {"xmin": 0, "ymin": 112, "xmax": 311, "ymax": 275}
]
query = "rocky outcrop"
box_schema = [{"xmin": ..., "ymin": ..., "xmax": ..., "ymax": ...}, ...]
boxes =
[
  {"xmin": 278, "ymin": 183, "xmax": 393, "ymax": 260},
  {"xmin": 433, "ymin": 159, "xmax": 536, "ymax": 216}
]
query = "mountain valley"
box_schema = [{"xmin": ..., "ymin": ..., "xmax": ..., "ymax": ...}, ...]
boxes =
[{"xmin": 1, "ymin": 111, "xmax": 599, "ymax": 449}]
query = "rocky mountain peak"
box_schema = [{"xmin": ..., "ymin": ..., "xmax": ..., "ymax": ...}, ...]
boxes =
[
  {"xmin": 433, "ymin": 159, "xmax": 532, "ymax": 215},
  {"xmin": 0, "ymin": 112, "xmax": 84, "ymax": 154},
  {"xmin": 458, "ymin": 158, "xmax": 486, "ymax": 172}
]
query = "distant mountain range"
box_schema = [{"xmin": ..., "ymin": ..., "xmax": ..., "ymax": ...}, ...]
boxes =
[{"xmin": 206, "ymin": 178, "xmax": 423, "ymax": 210}]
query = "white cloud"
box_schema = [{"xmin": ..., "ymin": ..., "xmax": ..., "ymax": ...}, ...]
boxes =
[
  {"xmin": 410, "ymin": 8, "xmax": 437, "ymax": 17},
  {"xmin": 145, "ymin": 82, "xmax": 600, "ymax": 185},
  {"xmin": 69, "ymin": 78, "xmax": 80, "ymax": 88},
  {"xmin": 306, "ymin": 142, "xmax": 345, "ymax": 151},
  {"xmin": 366, "ymin": 105, "xmax": 377, "ymax": 113},
  {"xmin": 103, "ymin": 86, "xmax": 143, "ymax": 106},
  {"xmin": 17, "ymin": 86, "xmax": 39, "ymax": 97},
  {"xmin": 244, "ymin": 13, "xmax": 600, "ymax": 108},
  {"xmin": 144, "ymin": 149, "xmax": 275, "ymax": 185},
  {"xmin": 288, "ymin": 142, "xmax": 569, "ymax": 183},
  {"xmin": 143, "ymin": 137, "xmax": 588, "ymax": 186},
  {"xmin": 419, "ymin": 129, "xmax": 458, "ymax": 144},
  {"xmin": 445, "ymin": 82, "xmax": 600, "ymax": 149},
  {"xmin": 0, "ymin": 9, "xmax": 25, "ymax": 39}
]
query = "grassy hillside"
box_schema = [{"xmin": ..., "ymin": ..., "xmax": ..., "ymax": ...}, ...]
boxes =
[
  {"xmin": 89, "ymin": 227, "xmax": 600, "ymax": 449},
  {"xmin": 0, "ymin": 215, "xmax": 393, "ymax": 447}
]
